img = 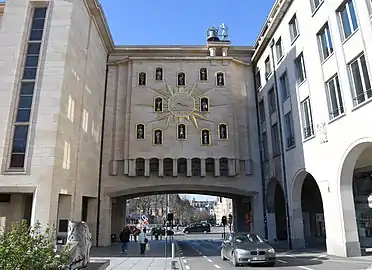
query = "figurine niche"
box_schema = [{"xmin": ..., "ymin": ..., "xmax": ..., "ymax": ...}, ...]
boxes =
[
  {"xmin": 139, "ymin": 72, "xmax": 146, "ymax": 86},
  {"xmin": 200, "ymin": 98, "xmax": 209, "ymax": 112},
  {"xmin": 154, "ymin": 130, "xmax": 162, "ymax": 145},
  {"xmin": 200, "ymin": 68, "xmax": 207, "ymax": 81},
  {"xmin": 202, "ymin": 130, "xmax": 210, "ymax": 145},
  {"xmin": 178, "ymin": 124, "xmax": 186, "ymax": 140},
  {"xmin": 219, "ymin": 124, "xmax": 228, "ymax": 139},
  {"xmin": 156, "ymin": 68, "xmax": 163, "ymax": 81},
  {"xmin": 217, "ymin": 72, "xmax": 225, "ymax": 86},
  {"xmin": 178, "ymin": 72, "xmax": 185, "ymax": 86},
  {"xmin": 154, "ymin": 97, "xmax": 163, "ymax": 112},
  {"xmin": 136, "ymin": 124, "xmax": 144, "ymax": 139}
]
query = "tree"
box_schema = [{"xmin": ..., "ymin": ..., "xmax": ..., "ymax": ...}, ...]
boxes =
[{"xmin": 0, "ymin": 220, "xmax": 71, "ymax": 270}]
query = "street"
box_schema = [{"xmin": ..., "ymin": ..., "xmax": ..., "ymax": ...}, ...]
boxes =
[{"xmin": 176, "ymin": 237, "xmax": 372, "ymax": 270}]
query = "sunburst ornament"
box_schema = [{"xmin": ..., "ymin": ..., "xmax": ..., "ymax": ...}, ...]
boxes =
[{"xmin": 137, "ymin": 83, "xmax": 222, "ymax": 131}]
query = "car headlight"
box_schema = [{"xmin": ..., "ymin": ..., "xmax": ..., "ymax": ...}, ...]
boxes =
[
  {"xmin": 268, "ymin": 248, "xmax": 275, "ymax": 254},
  {"xmin": 234, "ymin": 248, "xmax": 246, "ymax": 254}
]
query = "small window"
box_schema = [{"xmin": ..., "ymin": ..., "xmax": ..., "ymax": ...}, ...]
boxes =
[
  {"xmin": 219, "ymin": 158, "xmax": 229, "ymax": 176},
  {"xmin": 275, "ymin": 38, "xmax": 284, "ymax": 62},
  {"xmin": 163, "ymin": 158, "xmax": 173, "ymax": 176},
  {"xmin": 268, "ymin": 88, "xmax": 276, "ymax": 114},
  {"xmin": 279, "ymin": 72, "xmax": 289, "ymax": 100},
  {"xmin": 205, "ymin": 158, "xmax": 214, "ymax": 176},
  {"xmin": 138, "ymin": 72, "xmax": 146, "ymax": 86},
  {"xmin": 294, "ymin": 53, "xmax": 307, "ymax": 84},
  {"xmin": 200, "ymin": 97, "xmax": 209, "ymax": 112},
  {"xmin": 154, "ymin": 97, "xmax": 163, "ymax": 112},
  {"xmin": 326, "ymin": 75, "xmax": 344, "ymax": 119},
  {"xmin": 136, "ymin": 124, "xmax": 145, "ymax": 140},
  {"xmin": 317, "ymin": 23, "xmax": 334, "ymax": 62},
  {"xmin": 135, "ymin": 158, "xmax": 145, "ymax": 176},
  {"xmin": 218, "ymin": 124, "xmax": 228, "ymax": 140},
  {"xmin": 265, "ymin": 56, "xmax": 271, "ymax": 78},
  {"xmin": 338, "ymin": 0, "xmax": 359, "ymax": 40},
  {"xmin": 310, "ymin": 0, "xmax": 324, "ymax": 12},
  {"xmin": 255, "ymin": 70, "xmax": 262, "ymax": 90},
  {"xmin": 258, "ymin": 100, "xmax": 265, "ymax": 122},
  {"xmin": 155, "ymin": 67, "xmax": 163, "ymax": 81},
  {"xmin": 301, "ymin": 98, "xmax": 314, "ymax": 139},
  {"xmin": 284, "ymin": 112, "xmax": 295, "ymax": 148},
  {"xmin": 153, "ymin": 129, "xmax": 163, "ymax": 145},
  {"xmin": 201, "ymin": 129, "xmax": 211, "ymax": 145},
  {"xmin": 349, "ymin": 53, "xmax": 372, "ymax": 106},
  {"xmin": 177, "ymin": 72, "xmax": 186, "ymax": 86},
  {"xmin": 191, "ymin": 158, "xmax": 201, "ymax": 176},
  {"xmin": 177, "ymin": 124, "xmax": 187, "ymax": 140},
  {"xmin": 289, "ymin": 14, "xmax": 299, "ymax": 42},
  {"xmin": 200, "ymin": 68, "xmax": 208, "ymax": 81},
  {"xmin": 149, "ymin": 158, "xmax": 159, "ymax": 175},
  {"xmin": 216, "ymin": 72, "xmax": 225, "ymax": 86},
  {"xmin": 271, "ymin": 124, "xmax": 280, "ymax": 156},
  {"xmin": 177, "ymin": 158, "xmax": 187, "ymax": 176},
  {"xmin": 261, "ymin": 132, "xmax": 269, "ymax": 161}
]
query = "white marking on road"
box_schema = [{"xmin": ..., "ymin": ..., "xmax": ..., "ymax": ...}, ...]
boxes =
[
  {"xmin": 278, "ymin": 259, "xmax": 288, "ymax": 264},
  {"xmin": 183, "ymin": 259, "xmax": 187, "ymax": 263},
  {"xmin": 207, "ymin": 259, "xmax": 212, "ymax": 263},
  {"xmin": 214, "ymin": 264, "xmax": 221, "ymax": 269},
  {"xmin": 185, "ymin": 265, "xmax": 191, "ymax": 270},
  {"xmin": 203, "ymin": 256, "xmax": 208, "ymax": 259},
  {"xmin": 298, "ymin": 266, "xmax": 314, "ymax": 270}
]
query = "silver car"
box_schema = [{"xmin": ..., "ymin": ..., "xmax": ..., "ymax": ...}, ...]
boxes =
[{"xmin": 220, "ymin": 233, "xmax": 276, "ymax": 267}]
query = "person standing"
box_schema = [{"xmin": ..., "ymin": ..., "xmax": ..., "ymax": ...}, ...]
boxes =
[
  {"xmin": 119, "ymin": 227, "xmax": 130, "ymax": 255},
  {"xmin": 138, "ymin": 228, "xmax": 148, "ymax": 255}
]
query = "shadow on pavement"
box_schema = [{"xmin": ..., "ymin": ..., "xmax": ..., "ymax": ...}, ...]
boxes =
[{"xmin": 242, "ymin": 256, "xmax": 328, "ymax": 268}]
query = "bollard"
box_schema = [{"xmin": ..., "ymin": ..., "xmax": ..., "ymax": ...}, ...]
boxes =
[{"xmin": 171, "ymin": 242, "xmax": 175, "ymax": 258}]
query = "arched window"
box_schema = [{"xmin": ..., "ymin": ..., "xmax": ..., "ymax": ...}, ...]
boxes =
[
  {"xmin": 149, "ymin": 158, "xmax": 159, "ymax": 175},
  {"xmin": 220, "ymin": 158, "xmax": 229, "ymax": 176},
  {"xmin": 191, "ymin": 158, "xmax": 201, "ymax": 176},
  {"xmin": 138, "ymin": 72, "xmax": 146, "ymax": 86},
  {"xmin": 155, "ymin": 67, "xmax": 163, "ymax": 81},
  {"xmin": 164, "ymin": 158, "xmax": 173, "ymax": 176},
  {"xmin": 216, "ymin": 72, "xmax": 225, "ymax": 86},
  {"xmin": 206, "ymin": 158, "xmax": 214, "ymax": 176},
  {"xmin": 135, "ymin": 158, "xmax": 145, "ymax": 176},
  {"xmin": 177, "ymin": 158, "xmax": 187, "ymax": 176},
  {"xmin": 199, "ymin": 68, "xmax": 208, "ymax": 81}
]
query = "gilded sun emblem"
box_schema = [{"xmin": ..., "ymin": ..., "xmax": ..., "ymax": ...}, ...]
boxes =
[{"xmin": 136, "ymin": 83, "xmax": 225, "ymax": 130}]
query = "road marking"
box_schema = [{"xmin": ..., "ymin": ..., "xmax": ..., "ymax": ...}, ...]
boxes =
[
  {"xmin": 278, "ymin": 259, "xmax": 288, "ymax": 264},
  {"xmin": 183, "ymin": 259, "xmax": 187, "ymax": 263},
  {"xmin": 185, "ymin": 265, "xmax": 191, "ymax": 270},
  {"xmin": 203, "ymin": 256, "xmax": 208, "ymax": 259},
  {"xmin": 207, "ymin": 259, "xmax": 212, "ymax": 263},
  {"xmin": 298, "ymin": 266, "xmax": 314, "ymax": 270},
  {"xmin": 214, "ymin": 265, "xmax": 221, "ymax": 269}
]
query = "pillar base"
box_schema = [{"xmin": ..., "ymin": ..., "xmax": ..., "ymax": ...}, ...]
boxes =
[
  {"xmin": 326, "ymin": 238, "xmax": 361, "ymax": 257},
  {"xmin": 292, "ymin": 238, "xmax": 306, "ymax": 249}
]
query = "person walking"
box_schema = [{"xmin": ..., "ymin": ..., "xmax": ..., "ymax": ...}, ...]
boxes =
[
  {"xmin": 138, "ymin": 228, "xmax": 148, "ymax": 255},
  {"xmin": 119, "ymin": 226, "xmax": 130, "ymax": 255}
]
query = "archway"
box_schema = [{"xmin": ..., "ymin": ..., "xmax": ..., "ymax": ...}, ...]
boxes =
[
  {"xmin": 266, "ymin": 179, "xmax": 287, "ymax": 242},
  {"xmin": 340, "ymin": 140, "xmax": 372, "ymax": 255}
]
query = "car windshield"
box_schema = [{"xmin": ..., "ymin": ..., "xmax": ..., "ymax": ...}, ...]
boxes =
[
  {"xmin": 246, "ymin": 233, "xmax": 263, "ymax": 243},
  {"xmin": 233, "ymin": 235, "xmax": 250, "ymax": 243}
]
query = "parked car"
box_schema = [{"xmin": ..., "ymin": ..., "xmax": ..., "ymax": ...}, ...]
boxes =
[
  {"xmin": 220, "ymin": 232, "xmax": 276, "ymax": 267},
  {"xmin": 183, "ymin": 223, "xmax": 211, "ymax": 234},
  {"xmin": 151, "ymin": 227, "xmax": 174, "ymax": 236}
]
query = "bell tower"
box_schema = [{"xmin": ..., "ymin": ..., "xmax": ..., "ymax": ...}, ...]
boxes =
[{"xmin": 206, "ymin": 23, "xmax": 231, "ymax": 57}]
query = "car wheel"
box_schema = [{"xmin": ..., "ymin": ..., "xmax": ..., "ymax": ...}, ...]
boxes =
[
  {"xmin": 232, "ymin": 253, "xmax": 239, "ymax": 267},
  {"xmin": 220, "ymin": 249, "xmax": 227, "ymax": 261},
  {"xmin": 266, "ymin": 261, "xmax": 275, "ymax": 267}
]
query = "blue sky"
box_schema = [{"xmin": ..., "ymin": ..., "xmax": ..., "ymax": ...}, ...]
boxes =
[
  {"xmin": 99, "ymin": 0, "xmax": 276, "ymax": 46},
  {"xmin": 98, "ymin": 0, "xmax": 275, "ymax": 201}
]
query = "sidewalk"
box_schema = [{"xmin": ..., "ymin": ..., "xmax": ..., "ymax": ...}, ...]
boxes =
[{"xmin": 90, "ymin": 240, "xmax": 181, "ymax": 270}]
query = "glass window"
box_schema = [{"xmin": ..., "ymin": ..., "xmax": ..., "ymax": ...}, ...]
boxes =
[
  {"xmin": 271, "ymin": 124, "xmax": 280, "ymax": 156},
  {"xmin": 268, "ymin": 88, "xmax": 276, "ymax": 114},
  {"xmin": 289, "ymin": 15, "xmax": 299, "ymax": 42},
  {"xmin": 265, "ymin": 56, "xmax": 271, "ymax": 78},
  {"xmin": 301, "ymin": 98, "xmax": 314, "ymax": 139},
  {"xmin": 258, "ymin": 100, "xmax": 266, "ymax": 122},
  {"xmin": 295, "ymin": 53, "xmax": 307, "ymax": 84},
  {"xmin": 261, "ymin": 132, "xmax": 269, "ymax": 161},
  {"xmin": 310, "ymin": 0, "xmax": 324, "ymax": 12},
  {"xmin": 338, "ymin": 0, "xmax": 359, "ymax": 40},
  {"xmin": 275, "ymin": 38, "xmax": 284, "ymax": 62},
  {"xmin": 317, "ymin": 23, "xmax": 334, "ymax": 61},
  {"xmin": 255, "ymin": 70, "xmax": 262, "ymax": 89},
  {"xmin": 284, "ymin": 112, "xmax": 295, "ymax": 148},
  {"xmin": 280, "ymin": 72, "xmax": 289, "ymax": 100},
  {"xmin": 326, "ymin": 75, "xmax": 344, "ymax": 119},
  {"xmin": 349, "ymin": 54, "xmax": 372, "ymax": 105}
]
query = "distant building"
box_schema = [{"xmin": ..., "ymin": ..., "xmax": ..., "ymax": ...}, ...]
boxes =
[{"xmin": 215, "ymin": 197, "xmax": 233, "ymax": 224}]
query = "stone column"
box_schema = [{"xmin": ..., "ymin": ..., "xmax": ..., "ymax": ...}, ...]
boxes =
[
  {"xmin": 98, "ymin": 195, "xmax": 112, "ymax": 246},
  {"xmin": 221, "ymin": 47, "xmax": 228, "ymax": 56},
  {"xmin": 159, "ymin": 159, "xmax": 164, "ymax": 177},
  {"xmin": 209, "ymin": 47, "xmax": 216, "ymax": 57},
  {"xmin": 267, "ymin": 212, "xmax": 277, "ymax": 242},
  {"xmin": 128, "ymin": 159, "xmax": 135, "ymax": 176},
  {"xmin": 289, "ymin": 203, "xmax": 305, "ymax": 249},
  {"xmin": 144, "ymin": 159, "xmax": 150, "ymax": 177},
  {"xmin": 31, "ymin": 186, "xmax": 59, "ymax": 229},
  {"xmin": 252, "ymin": 194, "xmax": 265, "ymax": 237},
  {"xmin": 228, "ymin": 159, "xmax": 235, "ymax": 176},
  {"xmin": 87, "ymin": 198, "xmax": 97, "ymax": 245},
  {"xmin": 214, "ymin": 159, "xmax": 220, "ymax": 177},
  {"xmin": 173, "ymin": 159, "xmax": 178, "ymax": 177},
  {"xmin": 201, "ymin": 159, "xmax": 206, "ymax": 177},
  {"xmin": 187, "ymin": 159, "xmax": 192, "ymax": 177},
  {"xmin": 111, "ymin": 197, "xmax": 125, "ymax": 238},
  {"xmin": 71, "ymin": 192, "xmax": 83, "ymax": 221}
]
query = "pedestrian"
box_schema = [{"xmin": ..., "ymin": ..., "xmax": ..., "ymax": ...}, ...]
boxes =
[
  {"xmin": 138, "ymin": 228, "xmax": 148, "ymax": 255},
  {"xmin": 119, "ymin": 226, "xmax": 130, "ymax": 255}
]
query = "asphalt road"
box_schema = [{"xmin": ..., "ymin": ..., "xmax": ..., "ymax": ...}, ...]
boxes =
[{"xmin": 176, "ymin": 238, "xmax": 372, "ymax": 270}]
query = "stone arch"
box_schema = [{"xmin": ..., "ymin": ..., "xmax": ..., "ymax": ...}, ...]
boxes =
[
  {"xmin": 338, "ymin": 138, "xmax": 372, "ymax": 255},
  {"xmin": 291, "ymin": 170, "xmax": 326, "ymax": 248}
]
